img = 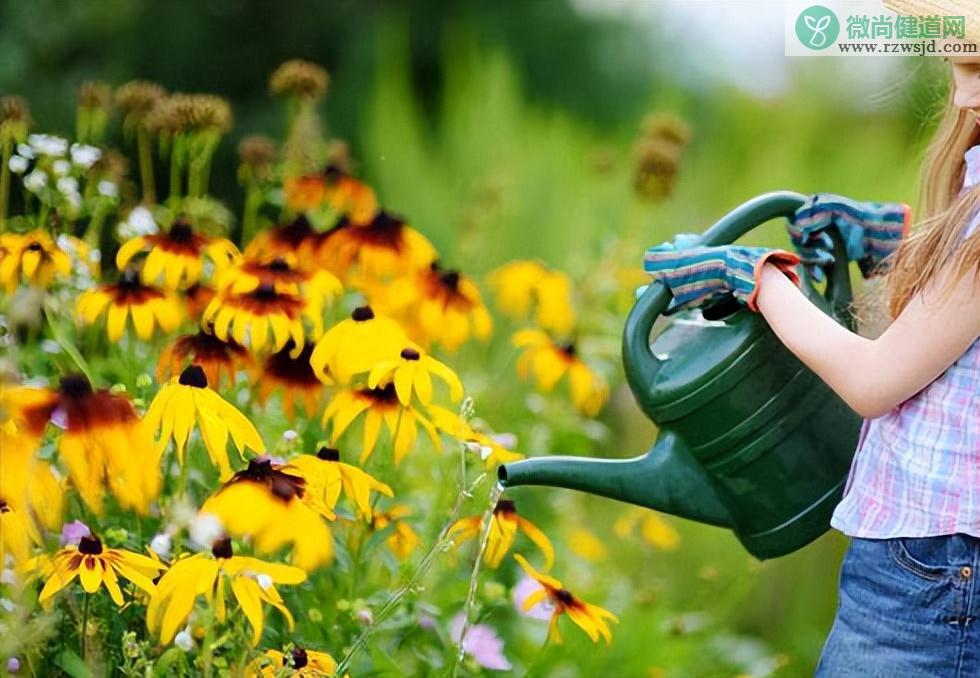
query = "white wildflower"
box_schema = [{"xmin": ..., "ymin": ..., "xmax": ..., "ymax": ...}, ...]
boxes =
[
  {"xmin": 189, "ymin": 513, "xmax": 224, "ymax": 550},
  {"xmin": 56, "ymin": 176, "xmax": 79, "ymax": 195},
  {"xmin": 97, "ymin": 180, "xmax": 118, "ymax": 198},
  {"xmin": 150, "ymin": 533, "xmax": 173, "ymax": 559},
  {"xmin": 282, "ymin": 430, "xmax": 299, "ymax": 442},
  {"xmin": 8, "ymin": 155, "xmax": 28, "ymax": 174},
  {"xmin": 118, "ymin": 206, "xmax": 158, "ymax": 239},
  {"xmin": 16, "ymin": 143, "xmax": 34, "ymax": 159},
  {"xmin": 70, "ymin": 143, "xmax": 102, "ymax": 169},
  {"xmin": 174, "ymin": 629, "xmax": 194, "ymax": 652},
  {"xmin": 23, "ymin": 170, "xmax": 47, "ymax": 193},
  {"xmin": 40, "ymin": 340, "xmax": 61, "ymax": 354},
  {"xmin": 28, "ymin": 134, "xmax": 67, "ymax": 157},
  {"xmin": 52, "ymin": 159, "xmax": 71, "ymax": 177}
]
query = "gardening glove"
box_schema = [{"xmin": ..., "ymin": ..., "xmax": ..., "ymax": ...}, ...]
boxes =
[
  {"xmin": 642, "ymin": 243, "xmax": 801, "ymax": 315},
  {"xmin": 788, "ymin": 193, "xmax": 911, "ymax": 281}
]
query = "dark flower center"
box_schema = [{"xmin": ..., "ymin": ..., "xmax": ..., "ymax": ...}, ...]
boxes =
[
  {"xmin": 351, "ymin": 306, "xmax": 374, "ymax": 322},
  {"xmin": 26, "ymin": 241, "xmax": 43, "ymax": 252},
  {"xmin": 0, "ymin": 499, "xmax": 9, "ymax": 513},
  {"xmin": 400, "ymin": 348, "xmax": 420, "ymax": 361},
  {"xmin": 435, "ymin": 265, "xmax": 460, "ymax": 291},
  {"xmin": 78, "ymin": 535, "xmax": 103, "ymax": 555},
  {"xmin": 211, "ymin": 537, "xmax": 233, "ymax": 559},
  {"xmin": 267, "ymin": 257, "xmax": 291, "ymax": 272},
  {"xmin": 554, "ymin": 588, "xmax": 575, "ymax": 605},
  {"xmin": 559, "ymin": 343, "xmax": 577, "ymax": 358},
  {"xmin": 287, "ymin": 647, "xmax": 309, "ymax": 669},
  {"xmin": 365, "ymin": 383, "xmax": 399, "ymax": 404},
  {"xmin": 232, "ymin": 458, "xmax": 306, "ymax": 501},
  {"xmin": 168, "ymin": 219, "xmax": 193, "ymax": 243},
  {"xmin": 323, "ymin": 164, "xmax": 344, "ymax": 182},
  {"xmin": 178, "ymin": 365, "xmax": 208, "ymax": 389},
  {"xmin": 494, "ymin": 499, "xmax": 516, "ymax": 516},
  {"xmin": 317, "ymin": 447, "xmax": 341, "ymax": 462},
  {"xmin": 59, "ymin": 374, "xmax": 93, "ymax": 398},
  {"xmin": 118, "ymin": 268, "xmax": 143, "ymax": 291},
  {"xmin": 252, "ymin": 282, "xmax": 278, "ymax": 301}
]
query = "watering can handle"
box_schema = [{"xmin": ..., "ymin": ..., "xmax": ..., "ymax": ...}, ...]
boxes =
[{"xmin": 623, "ymin": 191, "xmax": 854, "ymax": 396}]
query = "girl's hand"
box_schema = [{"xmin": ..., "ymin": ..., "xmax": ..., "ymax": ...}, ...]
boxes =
[
  {"xmin": 642, "ymin": 243, "xmax": 801, "ymax": 314},
  {"xmin": 788, "ymin": 194, "xmax": 911, "ymax": 280}
]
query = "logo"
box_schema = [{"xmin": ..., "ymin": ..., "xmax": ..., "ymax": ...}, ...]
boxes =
[{"xmin": 795, "ymin": 5, "xmax": 840, "ymax": 49}]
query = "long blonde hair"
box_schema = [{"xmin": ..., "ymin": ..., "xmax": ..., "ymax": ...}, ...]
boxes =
[{"xmin": 885, "ymin": 86, "xmax": 980, "ymax": 318}]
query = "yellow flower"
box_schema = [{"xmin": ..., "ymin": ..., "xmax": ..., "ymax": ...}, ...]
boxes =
[
  {"xmin": 157, "ymin": 329, "xmax": 252, "ymax": 390},
  {"xmin": 248, "ymin": 647, "xmax": 338, "ymax": 677},
  {"xmin": 0, "ymin": 229, "xmax": 72, "ymax": 293},
  {"xmin": 568, "ymin": 527, "xmax": 608, "ymax": 563},
  {"xmin": 147, "ymin": 537, "xmax": 306, "ymax": 646},
  {"xmin": 449, "ymin": 499, "xmax": 554, "ymax": 570},
  {"xmin": 318, "ymin": 211, "xmax": 436, "ymax": 280},
  {"xmin": 321, "ymin": 384, "xmax": 440, "ymax": 465},
  {"xmin": 202, "ymin": 281, "xmax": 319, "ymax": 356},
  {"xmin": 428, "ymin": 405, "xmax": 525, "ymax": 469},
  {"xmin": 0, "ymin": 425, "xmax": 64, "ymax": 531},
  {"xmin": 182, "ymin": 282, "xmax": 217, "ymax": 320},
  {"xmin": 309, "ymin": 306, "xmax": 408, "ymax": 385},
  {"xmin": 413, "ymin": 263, "xmax": 492, "ymax": 351},
  {"xmin": 284, "ymin": 166, "xmax": 378, "ymax": 224},
  {"xmin": 75, "ymin": 270, "xmax": 183, "ymax": 342},
  {"xmin": 367, "ymin": 344, "xmax": 463, "ymax": 406},
  {"xmin": 0, "ymin": 500, "xmax": 40, "ymax": 565},
  {"xmin": 513, "ymin": 329, "xmax": 608, "ymax": 416},
  {"xmin": 243, "ymin": 215, "xmax": 323, "ymax": 267},
  {"xmin": 288, "ymin": 447, "xmax": 393, "ymax": 519},
  {"xmin": 252, "ymin": 340, "xmax": 323, "ymax": 418},
  {"xmin": 10, "ymin": 376, "xmax": 161, "ymax": 514},
  {"xmin": 143, "ymin": 365, "xmax": 265, "ymax": 478},
  {"xmin": 371, "ymin": 506, "xmax": 420, "ymax": 561},
  {"xmin": 613, "ymin": 508, "xmax": 680, "ymax": 551},
  {"xmin": 27, "ymin": 534, "xmax": 165, "ymax": 608},
  {"xmin": 115, "ymin": 218, "xmax": 240, "ymax": 290},
  {"xmin": 214, "ymin": 253, "xmax": 342, "ymax": 302},
  {"xmin": 487, "ymin": 261, "xmax": 575, "ymax": 336},
  {"xmin": 200, "ymin": 458, "xmax": 334, "ymax": 571},
  {"xmin": 514, "ymin": 553, "xmax": 619, "ymax": 644}
]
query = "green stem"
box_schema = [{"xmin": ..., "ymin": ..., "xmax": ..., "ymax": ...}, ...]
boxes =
[
  {"xmin": 80, "ymin": 594, "xmax": 90, "ymax": 661},
  {"xmin": 137, "ymin": 127, "xmax": 156, "ymax": 204},
  {"xmin": 200, "ymin": 602, "xmax": 216, "ymax": 678},
  {"xmin": 241, "ymin": 181, "xmax": 261, "ymax": 246},
  {"xmin": 169, "ymin": 137, "xmax": 182, "ymax": 204},
  {"xmin": 0, "ymin": 138, "xmax": 11, "ymax": 231},
  {"xmin": 44, "ymin": 305, "xmax": 93, "ymax": 383}
]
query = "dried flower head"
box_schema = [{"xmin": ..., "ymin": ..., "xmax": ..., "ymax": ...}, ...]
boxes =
[
  {"xmin": 326, "ymin": 139, "xmax": 351, "ymax": 174},
  {"xmin": 78, "ymin": 81, "xmax": 112, "ymax": 112},
  {"xmin": 115, "ymin": 80, "xmax": 166, "ymax": 121},
  {"xmin": 238, "ymin": 135, "xmax": 277, "ymax": 170},
  {"xmin": 0, "ymin": 96, "xmax": 32, "ymax": 144},
  {"xmin": 269, "ymin": 59, "xmax": 329, "ymax": 100},
  {"xmin": 641, "ymin": 113, "xmax": 693, "ymax": 147},
  {"xmin": 633, "ymin": 138, "xmax": 685, "ymax": 201},
  {"xmin": 148, "ymin": 94, "xmax": 233, "ymax": 134}
]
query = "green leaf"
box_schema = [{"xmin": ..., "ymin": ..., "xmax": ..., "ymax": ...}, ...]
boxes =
[
  {"xmin": 54, "ymin": 650, "xmax": 93, "ymax": 678},
  {"xmin": 152, "ymin": 647, "xmax": 185, "ymax": 677}
]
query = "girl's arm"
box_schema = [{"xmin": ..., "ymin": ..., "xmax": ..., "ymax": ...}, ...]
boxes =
[{"xmin": 755, "ymin": 261, "xmax": 980, "ymax": 418}]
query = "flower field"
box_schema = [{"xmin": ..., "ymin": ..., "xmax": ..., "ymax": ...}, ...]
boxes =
[{"xmin": 0, "ymin": 36, "xmax": 926, "ymax": 677}]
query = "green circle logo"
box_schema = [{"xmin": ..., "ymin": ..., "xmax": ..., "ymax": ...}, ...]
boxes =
[{"xmin": 795, "ymin": 5, "xmax": 840, "ymax": 50}]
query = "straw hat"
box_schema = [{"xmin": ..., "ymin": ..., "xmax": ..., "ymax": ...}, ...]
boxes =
[{"xmin": 883, "ymin": 0, "xmax": 980, "ymax": 44}]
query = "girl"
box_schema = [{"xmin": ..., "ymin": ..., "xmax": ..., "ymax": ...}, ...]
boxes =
[{"xmin": 644, "ymin": 39, "xmax": 979, "ymax": 678}]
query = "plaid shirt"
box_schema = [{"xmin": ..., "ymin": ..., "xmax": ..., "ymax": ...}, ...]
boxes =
[{"xmin": 830, "ymin": 147, "xmax": 980, "ymax": 538}]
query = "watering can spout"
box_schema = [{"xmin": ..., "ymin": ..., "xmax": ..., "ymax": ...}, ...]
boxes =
[{"xmin": 497, "ymin": 430, "xmax": 732, "ymax": 528}]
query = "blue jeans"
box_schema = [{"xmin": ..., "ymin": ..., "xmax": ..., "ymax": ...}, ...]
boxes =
[{"xmin": 817, "ymin": 535, "xmax": 980, "ymax": 677}]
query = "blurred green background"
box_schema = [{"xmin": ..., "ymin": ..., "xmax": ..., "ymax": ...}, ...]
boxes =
[{"xmin": 0, "ymin": 1, "xmax": 947, "ymax": 675}]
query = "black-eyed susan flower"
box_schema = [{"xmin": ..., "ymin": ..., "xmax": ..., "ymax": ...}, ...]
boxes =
[
  {"xmin": 318, "ymin": 211, "xmax": 436, "ymax": 279},
  {"xmin": 147, "ymin": 537, "xmax": 306, "ymax": 646},
  {"xmin": 414, "ymin": 262, "xmax": 492, "ymax": 351},
  {"xmin": 427, "ymin": 405, "xmax": 525, "ymax": 469},
  {"xmin": 513, "ymin": 329, "xmax": 609, "ymax": 416},
  {"xmin": 367, "ymin": 344, "xmax": 463, "ymax": 406},
  {"xmin": 0, "ymin": 229, "xmax": 72, "ymax": 293},
  {"xmin": 243, "ymin": 215, "xmax": 323, "ymax": 266},
  {"xmin": 309, "ymin": 306, "xmax": 408, "ymax": 384},
  {"xmin": 202, "ymin": 282, "xmax": 318, "ymax": 356},
  {"xmin": 182, "ymin": 282, "xmax": 216, "ymax": 320},
  {"xmin": 0, "ymin": 499, "xmax": 40, "ymax": 565},
  {"xmin": 613, "ymin": 507, "xmax": 680, "ymax": 551},
  {"xmin": 116, "ymin": 218, "xmax": 240, "ymax": 290},
  {"xmin": 284, "ymin": 165, "xmax": 377, "ymax": 224},
  {"xmin": 253, "ymin": 340, "xmax": 323, "ymax": 418},
  {"xmin": 200, "ymin": 458, "xmax": 333, "ymax": 571},
  {"xmin": 76, "ymin": 269, "xmax": 183, "ymax": 342},
  {"xmin": 487, "ymin": 260, "xmax": 576, "ymax": 337},
  {"xmin": 27, "ymin": 534, "xmax": 165, "ymax": 608},
  {"xmin": 370, "ymin": 506, "xmax": 420, "ymax": 561},
  {"xmin": 157, "ymin": 329, "xmax": 252, "ymax": 390},
  {"xmin": 12, "ymin": 375, "xmax": 161, "ymax": 514},
  {"xmin": 289, "ymin": 447, "xmax": 393, "ymax": 519},
  {"xmin": 0, "ymin": 426, "xmax": 64, "ymax": 531},
  {"xmin": 449, "ymin": 499, "xmax": 553, "ymax": 570},
  {"xmin": 322, "ymin": 383, "xmax": 439, "ymax": 465},
  {"xmin": 215, "ymin": 253, "xmax": 341, "ymax": 300},
  {"xmin": 143, "ymin": 365, "xmax": 265, "ymax": 478},
  {"xmin": 248, "ymin": 646, "xmax": 338, "ymax": 677},
  {"xmin": 514, "ymin": 553, "xmax": 619, "ymax": 645},
  {"xmin": 567, "ymin": 527, "xmax": 608, "ymax": 563}
]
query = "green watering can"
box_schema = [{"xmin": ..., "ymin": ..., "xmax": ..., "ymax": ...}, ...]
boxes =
[{"xmin": 498, "ymin": 191, "xmax": 862, "ymax": 559}]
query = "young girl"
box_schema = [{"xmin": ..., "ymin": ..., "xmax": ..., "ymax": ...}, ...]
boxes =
[{"xmin": 644, "ymin": 46, "xmax": 979, "ymax": 678}]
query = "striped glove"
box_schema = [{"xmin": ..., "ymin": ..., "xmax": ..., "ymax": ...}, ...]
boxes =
[
  {"xmin": 789, "ymin": 194, "xmax": 911, "ymax": 280},
  {"xmin": 643, "ymin": 243, "xmax": 801, "ymax": 315}
]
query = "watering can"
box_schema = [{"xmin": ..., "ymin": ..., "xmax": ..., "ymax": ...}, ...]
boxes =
[{"xmin": 498, "ymin": 191, "xmax": 863, "ymax": 559}]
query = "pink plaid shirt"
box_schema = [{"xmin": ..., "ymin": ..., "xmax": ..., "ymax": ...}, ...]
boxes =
[{"xmin": 830, "ymin": 146, "xmax": 980, "ymax": 539}]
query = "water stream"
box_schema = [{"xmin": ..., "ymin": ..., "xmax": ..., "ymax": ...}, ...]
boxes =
[{"xmin": 454, "ymin": 480, "xmax": 505, "ymax": 672}]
